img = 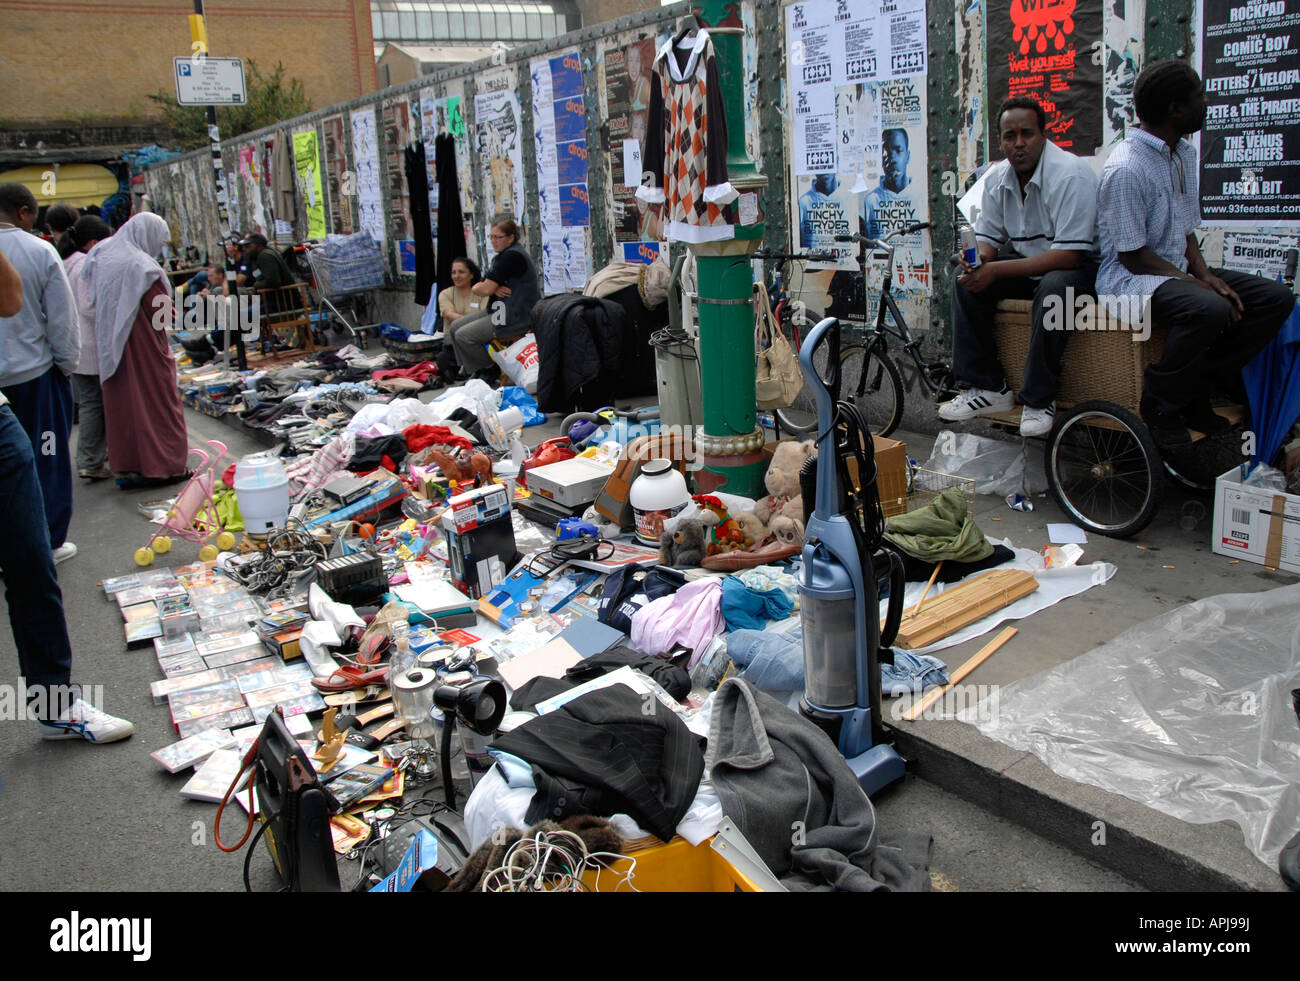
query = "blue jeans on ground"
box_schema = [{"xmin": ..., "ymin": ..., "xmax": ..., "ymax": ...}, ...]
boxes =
[
  {"xmin": 0, "ymin": 367, "xmax": 75, "ymax": 549},
  {"xmin": 0, "ymin": 406, "xmax": 74, "ymax": 715}
]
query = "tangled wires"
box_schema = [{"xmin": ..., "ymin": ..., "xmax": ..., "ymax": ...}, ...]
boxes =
[
  {"xmin": 479, "ymin": 827, "xmax": 638, "ymax": 893},
  {"xmin": 224, "ymin": 522, "xmax": 328, "ymax": 596}
]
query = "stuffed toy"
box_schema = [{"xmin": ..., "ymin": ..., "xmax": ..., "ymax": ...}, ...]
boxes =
[
  {"xmin": 733, "ymin": 510, "xmax": 769, "ymax": 549},
  {"xmin": 660, "ymin": 517, "xmax": 707, "ymax": 567},
  {"xmin": 754, "ymin": 440, "xmax": 816, "ymax": 547},
  {"xmin": 692, "ymin": 494, "xmax": 746, "ymax": 555}
]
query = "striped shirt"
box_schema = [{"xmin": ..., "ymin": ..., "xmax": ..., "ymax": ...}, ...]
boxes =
[
  {"xmin": 1096, "ymin": 127, "xmax": 1201, "ymax": 303},
  {"xmin": 974, "ymin": 140, "xmax": 1100, "ymax": 265}
]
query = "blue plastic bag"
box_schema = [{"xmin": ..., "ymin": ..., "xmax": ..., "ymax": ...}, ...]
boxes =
[{"xmin": 500, "ymin": 386, "xmax": 546, "ymax": 427}]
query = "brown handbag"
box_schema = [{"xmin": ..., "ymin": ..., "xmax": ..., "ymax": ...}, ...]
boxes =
[{"xmin": 593, "ymin": 432, "xmax": 697, "ymax": 530}]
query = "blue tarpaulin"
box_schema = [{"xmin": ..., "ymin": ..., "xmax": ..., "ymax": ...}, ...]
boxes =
[{"xmin": 1244, "ymin": 300, "xmax": 1300, "ymax": 470}]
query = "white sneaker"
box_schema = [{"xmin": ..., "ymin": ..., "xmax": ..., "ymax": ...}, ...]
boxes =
[
  {"xmin": 938, "ymin": 387, "xmax": 1014, "ymax": 422},
  {"xmin": 1019, "ymin": 402, "xmax": 1056, "ymax": 437},
  {"xmin": 52, "ymin": 542, "xmax": 77, "ymax": 565},
  {"xmin": 39, "ymin": 698, "xmax": 135, "ymax": 744}
]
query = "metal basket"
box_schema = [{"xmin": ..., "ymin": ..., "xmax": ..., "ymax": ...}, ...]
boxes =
[
  {"xmin": 905, "ymin": 466, "xmax": 975, "ymax": 521},
  {"xmin": 306, "ymin": 248, "xmax": 386, "ymax": 297}
]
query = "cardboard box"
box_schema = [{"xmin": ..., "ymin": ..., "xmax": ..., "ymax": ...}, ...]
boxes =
[
  {"xmin": 1211, "ymin": 467, "xmax": 1300, "ymax": 574},
  {"xmin": 774, "ymin": 434, "xmax": 907, "ymax": 517}
]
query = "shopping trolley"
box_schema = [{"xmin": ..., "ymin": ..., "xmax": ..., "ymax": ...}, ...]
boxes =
[
  {"xmin": 134, "ymin": 440, "xmax": 238, "ymax": 566},
  {"xmin": 304, "ymin": 233, "xmax": 387, "ymax": 347}
]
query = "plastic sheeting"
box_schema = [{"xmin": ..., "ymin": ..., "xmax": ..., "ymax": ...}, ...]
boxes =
[
  {"xmin": 921, "ymin": 430, "xmax": 1048, "ymax": 496},
  {"xmin": 963, "ymin": 584, "xmax": 1300, "ymax": 869}
]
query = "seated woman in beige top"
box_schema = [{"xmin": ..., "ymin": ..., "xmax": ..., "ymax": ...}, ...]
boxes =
[{"xmin": 437, "ymin": 257, "xmax": 484, "ymax": 330}]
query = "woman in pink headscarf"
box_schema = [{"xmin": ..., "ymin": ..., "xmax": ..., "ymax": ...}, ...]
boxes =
[{"xmin": 82, "ymin": 213, "xmax": 189, "ymax": 486}]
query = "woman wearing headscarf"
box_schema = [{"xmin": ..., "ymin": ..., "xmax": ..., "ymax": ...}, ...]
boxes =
[
  {"xmin": 63, "ymin": 215, "xmax": 113, "ymax": 480},
  {"xmin": 83, "ymin": 212, "xmax": 189, "ymax": 486}
]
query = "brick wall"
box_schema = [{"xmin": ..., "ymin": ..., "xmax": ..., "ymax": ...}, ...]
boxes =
[{"xmin": 0, "ymin": 0, "xmax": 378, "ymax": 123}]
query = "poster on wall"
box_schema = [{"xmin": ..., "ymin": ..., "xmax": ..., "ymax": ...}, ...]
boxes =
[
  {"xmin": 382, "ymin": 97, "xmax": 414, "ymax": 268},
  {"xmin": 1222, "ymin": 231, "xmax": 1300, "ymax": 278},
  {"xmin": 1198, "ymin": 0, "xmax": 1300, "ymax": 225},
  {"xmin": 321, "ymin": 114, "xmax": 354, "ymax": 235},
  {"xmin": 793, "ymin": 75, "xmax": 930, "ymax": 293},
  {"xmin": 986, "ymin": 0, "xmax": 1103, "ymax": 157},
  {"xmin": 788, "ymin": 0, "xmax": 839, "ymax": 175},
  {"xmin": 237, "ymin": 143, "xmax": 268, "ymax": 236},
  {"xmin": 292, "ymin": 130, "xmax": 326, "ymax": 241},
  {"xmin": 533, "ymin": 51, "xmax": 591, "ymax": 293},
  {"xmin": 474, "ymin": 86, "xmax": 525, "ymax": 224},
  {"xmin": 605, "ymin": 34, "xmax": 660, "ymax": 246},
  {"xmin": 350, "ymin": 107, "xmax": 385, "ymax": 246}
]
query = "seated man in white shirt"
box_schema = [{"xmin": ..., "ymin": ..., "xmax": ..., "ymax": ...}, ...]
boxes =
[{"xmin": 938, "ymin": 97, "xmax": 1101, "ymax": 437}]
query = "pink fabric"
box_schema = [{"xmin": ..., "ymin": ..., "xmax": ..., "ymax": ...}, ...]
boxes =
[
  {"xmin": 101, "ymin": 281, "xmax": 189, "ymax": 477},
  {"xmin": 630, "ymin": 578, "xmax": 724, "ymax": 664}
]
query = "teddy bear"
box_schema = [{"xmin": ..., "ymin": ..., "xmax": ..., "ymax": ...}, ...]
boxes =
[
  {"xmin": 660, "ymin": 517, "xmax": 707, "ymax": 567},
  {"xmin": 733, "ymin": 510, "xmax": 770, "ymax": 549},
  {"xmin": 753, "ymin": 440, "xmax": 816, "ymax": 547}
]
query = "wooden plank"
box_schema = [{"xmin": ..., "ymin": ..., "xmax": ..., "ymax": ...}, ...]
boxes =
[
  {"xmin": 900, "ymin": 626, "xmax": 1018, "ymax": 722},
  {"xmin": 893, "ymin": 569, "xmax": 1037, "ymax": 649}
]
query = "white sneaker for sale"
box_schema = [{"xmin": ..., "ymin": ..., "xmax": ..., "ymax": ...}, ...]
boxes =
[
  {"xmin": 938, "ymin": 387, "xmax": 1014, "ymax": 422},
  {"xmin": 1019, "ymin": 402, "xmax": 1056, "ymax": 437},
  {"xmin": 52, "ymin": 542, "xmax": 77, "ymax": 565},
  {"xmin": 39, "ymin": 698, "xmax": 135, "ymax": 744}
]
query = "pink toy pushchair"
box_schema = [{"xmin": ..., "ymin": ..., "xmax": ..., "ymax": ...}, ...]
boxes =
[{"xmin": 134, "ymin": 440, "xmax": 238, "ymax": 566}]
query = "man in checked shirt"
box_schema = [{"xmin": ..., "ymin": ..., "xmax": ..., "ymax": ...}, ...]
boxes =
[{"xmin": 1098, "ymin": 59, "xmax": 1294, "ymax": 449}]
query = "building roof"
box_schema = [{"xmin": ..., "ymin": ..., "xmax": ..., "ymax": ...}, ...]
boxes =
[{"xmin": 375, "ymin": 42, "xmax": 505, "ymax": 66}]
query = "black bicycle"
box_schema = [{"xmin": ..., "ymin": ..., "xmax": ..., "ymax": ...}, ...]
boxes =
[{"xmin": 777, "ymin": 222, "xmax": 956, "ymax": 438}]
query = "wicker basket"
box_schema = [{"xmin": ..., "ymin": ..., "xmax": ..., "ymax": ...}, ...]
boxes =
[{"xmin": 993, "ymin": 299, "xmax": 1167, "ymax": 412}]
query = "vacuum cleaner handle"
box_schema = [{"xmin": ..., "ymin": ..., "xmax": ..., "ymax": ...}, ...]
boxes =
[{"xmin": 877, "ymin": 548, "xmax": 906, "ymax": 649}]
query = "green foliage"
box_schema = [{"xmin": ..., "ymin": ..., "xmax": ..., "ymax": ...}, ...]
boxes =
[{"xmin": 149, "ymin": 60, "xmax": 312, "ymax": 149}]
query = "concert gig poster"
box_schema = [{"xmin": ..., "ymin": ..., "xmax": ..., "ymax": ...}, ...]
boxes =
[{"xmin": 986, "ymin": 0, "xmax": 1104, "ymax": 157}]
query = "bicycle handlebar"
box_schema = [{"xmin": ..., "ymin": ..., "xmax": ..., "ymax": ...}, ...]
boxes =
[
  {"xmin": 834, "ymin": 222, "xmax": 931, "ymax": 246},
  {"xmin": 749, "ymin": 249, "xmax": 837, "ymax": 263}
]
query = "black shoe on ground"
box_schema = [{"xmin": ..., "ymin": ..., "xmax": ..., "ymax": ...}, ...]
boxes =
[
  {"xmin": 1140, "ymin": 398, "xmax": 1192, "ymax": 450},
  {"xmin": 473, "ymin": 367, "xmax": 503, "ymax": 388},
  {"xmin": 1183, "ymin": 400, "xmax": 1233, "ymax": 436}
]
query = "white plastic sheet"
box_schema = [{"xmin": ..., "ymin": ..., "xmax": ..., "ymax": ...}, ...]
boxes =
[
  {"xmin": 922, "ymin": 430, "xmax": 1048, "ymax": 496},
  {"xmin": 897, "ymin": 539, "xmax": 1115, "ymax": 655},
  {"xmin": 962, "ymin": 584, "xmax": 1300, "ymax": 869}
]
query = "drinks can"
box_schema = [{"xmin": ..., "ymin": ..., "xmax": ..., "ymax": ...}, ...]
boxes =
[
  {"xmin": 961, "ymin": 226, "xmax": 980, "ymax": 267},
  {"xmin": 1005, "ymin": 492, "xmax": 1033, "ymax": 512}
]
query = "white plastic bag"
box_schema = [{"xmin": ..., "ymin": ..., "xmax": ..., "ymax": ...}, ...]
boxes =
[
  {"xmin": 922, "ymin": 430, "xmax": 1048, "ymax": 496},
  {"xmin": 491, "ymin": 333, "xmax": 540, "ymax": 394}
]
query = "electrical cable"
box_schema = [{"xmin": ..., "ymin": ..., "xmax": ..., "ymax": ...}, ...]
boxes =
[{"xmin": 523, "ymin": 533, "xmax": 613, "ymax": 577}]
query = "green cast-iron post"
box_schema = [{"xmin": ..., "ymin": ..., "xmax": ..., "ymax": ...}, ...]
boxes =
[{"xmin": 690, "ymin": 0, "xmax": 769, "ymax": 498}]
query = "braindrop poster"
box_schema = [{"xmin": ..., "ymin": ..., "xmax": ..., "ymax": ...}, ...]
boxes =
[
  {"xmin": 1198, "ymin": 0, "xmax": 1300, "ymax": 225},
  {"xmin": 533, "ymin": 51, "xmax": 590, "ymax": 293},
  {"xmin": 986, "ymin": 0, "xmax": 1103, "ymax": 156}
]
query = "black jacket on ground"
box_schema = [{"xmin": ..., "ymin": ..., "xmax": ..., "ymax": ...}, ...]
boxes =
[
  {"xmin": 491, "ymin": 684, "xmax": 704, "ymax": 842},
  {"xmin": 531, "ymin": 294, "xmax": 629, "ymax": 413}
]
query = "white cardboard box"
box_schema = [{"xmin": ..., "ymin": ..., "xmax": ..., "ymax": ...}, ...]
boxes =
[
  {"xmin": 1210, "ymin": 467, "xmax": 1300, "ymax": 574},
  {"xmin": 526, "ymin": 457, "xmax": 615, "ymax": 508}
]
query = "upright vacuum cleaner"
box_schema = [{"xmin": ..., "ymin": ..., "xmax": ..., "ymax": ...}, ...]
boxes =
[{"xmin": 796, "ymin": 317, "xmax": 907, "ymax": 795}]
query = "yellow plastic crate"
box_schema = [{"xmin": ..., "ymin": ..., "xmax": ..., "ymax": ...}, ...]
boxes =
[{"xmin": 581, "ymin": 835, "xmax": 765, "ymax": 892}]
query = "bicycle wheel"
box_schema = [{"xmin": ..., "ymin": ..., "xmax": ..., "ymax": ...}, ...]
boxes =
[
  {"xmin": 839, "ymin": 344, "xmax": 904, "ymax": 437},
  {"xmin": 1046, "ymin": 400, "xmax": 1162, "ymax": 538},
  {"xmin": 774, "ymin": 344, "xmax": 904, "ymax": 438}
]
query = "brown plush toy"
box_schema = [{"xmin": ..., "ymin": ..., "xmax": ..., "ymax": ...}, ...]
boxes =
[
  {"xmin": 692, "ymin": 494, "xmax": 745, "ymax": 555},
  {"xmin": 661, "ymin": 517, "xmax": 707, "ymax": 567},
  {"xmin": 733, "ymin": 510, "xmax": 769, "ymax": 549},
  {"xmin": 754, "ymin": 440, "xmax": 816, "ymax": 547}
]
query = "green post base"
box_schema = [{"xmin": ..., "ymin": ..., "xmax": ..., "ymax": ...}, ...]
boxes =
[{"xmin": 694, "ymin": 449, "xmax": 768, "ymax": 498}]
